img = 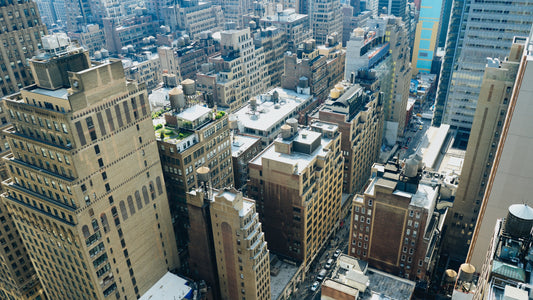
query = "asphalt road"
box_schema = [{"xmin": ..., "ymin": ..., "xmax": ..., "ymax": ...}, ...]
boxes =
[{"xmin": 295, "ymin": 217, "xmax": 351, "ymax": 300}]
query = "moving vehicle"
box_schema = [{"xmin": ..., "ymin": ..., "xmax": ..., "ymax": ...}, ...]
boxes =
[{"xmin": 311, "ymin": 281, "xmax": 320, "ymax": 292}]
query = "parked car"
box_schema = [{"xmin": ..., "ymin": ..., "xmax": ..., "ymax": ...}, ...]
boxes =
[
  {"xmin": 334, "ymin": 249, "xmax": 342, "ymax": 258},
  {"xmin": 311, "ymin": 281, "xmax": 320, "ymax": 292},
  {"xmin": 325, "ymin": 259, "xmax": 334, "ymax": 269},
  {"xmin": 317, "ymin": 269, "xmax": 327, "ymax": 281}
]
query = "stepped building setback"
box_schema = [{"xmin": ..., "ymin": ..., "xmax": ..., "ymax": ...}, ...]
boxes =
[{"xmin": 1, "ymin": 35, "xmax": 179, "ymax": 299}]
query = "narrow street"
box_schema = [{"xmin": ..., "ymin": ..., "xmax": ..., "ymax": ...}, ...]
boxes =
[{"xmin": 294, "ymin": 216, "xmax": 351, "ymax": 299}]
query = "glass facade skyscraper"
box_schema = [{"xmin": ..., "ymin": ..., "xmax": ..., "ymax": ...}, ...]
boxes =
[{"xmin": 434, "ymin": 0, "xmax": 533, "ymax": 133}]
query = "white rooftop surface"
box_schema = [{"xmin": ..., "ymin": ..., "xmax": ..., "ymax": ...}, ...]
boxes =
[
  {"xmin": 436, "ymin": 148, "xmax": 465, "ymax": 175},
  {"xmin": 231, "ymin": 134, "xmax": 260, "ymax": 158},
  {"xmin": 139, "ymin": 272, "xmax": 191, "ymax": 300},
  {"xmin": 410, "ymin": 183, "xmax": 438, "ymax": 210},
  {"xmin": 250, "ymin": 130, "xmax": 329, "ymax": 174},
  {"xmin": 176, "ymin": 105, "xmax": 211, "ymax": 122},
  {"xmin": 233, "ymin": 88, "xmax": 311, "ymax": 132},
  {"xmin": 149, "ymin": 86, "xmax": 172, "ymax": 108},
  {"xmin": 419, "ymin": 124, "xmax": 450, "ymax": 170},
  {"xmin": 270, "ymin": 260, "xmax": 299, "ymax": 300},
  {"xmin": 239, "ymin": 199, "xmax": 254, "ymax": 217},
  {"xmin": 30, "ymin": 87, "xmax": 69, "ymax": 100}
]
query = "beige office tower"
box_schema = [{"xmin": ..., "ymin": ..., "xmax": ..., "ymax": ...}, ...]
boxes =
[
  {"xmin": 209, "ymin": 188, "xmax": 271, "ymax": 300},
  {"xmin": 468, "ymin": 33, "xmax": 533, "ymax": 269},
  {"xmin": 441, "ymin": 37, "xmax": 523, "ymax": 261},
  {"xmin": 0, "ymin": 198, "xmax": 45, "ymax": 299},
  {"xmin": 0, "ymin": 0, "xmax": 47, "ymax": 98},
  {"xmin": 0, "ymin": 36, "xmax": 179, "ymax": 299},
  {"xmin": 248, "ymin": 122, "xmax": 343, "ymax": 267}
]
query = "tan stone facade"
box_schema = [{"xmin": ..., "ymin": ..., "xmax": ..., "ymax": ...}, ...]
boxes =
[
  {"xmin": 314, "ymin": 82, "xmax": 383, "ymax": 194},
  {"xmin": 248, "ymin": 124, "xmax": 343, "ymax": 267},
  {"xmin": 0, "ymin": 0, "xmax": 47, "ymax": 97},
  {"xmin": 155, "ymin": 106, "xmax": 233, "ymax": 275},
  {"xmin": 210, "ymin": 189, "xmax": 271, "ymax": 300},
  {"xmin": 1, "ymin": 45, "xmax": 178, "ymax": 299},
  {"xmin": 442, "ymin": 39, "xmax": 522, "ymax": 260}
]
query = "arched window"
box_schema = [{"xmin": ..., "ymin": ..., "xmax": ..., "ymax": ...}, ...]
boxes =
[
  {"xmin": 149, "ymin": 182, "xmax": 155, "ymax": 200},
  {"xmin": 135, "ymin": 191, "xmax": 142, "ymax": 210},
  {"xmin": 100, "ymin": 213, "xmax": 109, "ymax": 233},
  {"xmin": 82, "ymin": 225, "xmax": 90, "ymax": 239},
  {"xmin": 156, "ymin": 176, "xmax": 163, "ymax": 195},
  {"xmin": 142, "ymin": 186, "xmax": 149, "ymax": 205},
  {"xmin": 127, "ymin": 196, "xmax": 136, "ymax": 215},
  {"xmin": 119, "ymin": 201, "xmax": 128, "ymax": 221}
]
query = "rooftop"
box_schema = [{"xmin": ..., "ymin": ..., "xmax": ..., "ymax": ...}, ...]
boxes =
[
  {"xmin": 233, "ymin": 88, "xmax": 312, "ymax": 133},
  {"xmin": 231, "ymin": 134, "xmax": 261, "ymax": 158},
  {"xmin": 366, "ymin": 268, "xmax": 416, "ymax": 299},
  {"xmin": 270, "ymin": 255, "xmax": 300, "ymax": 300},
  {"xmin": 250, "ymin": 129, "xmax": 331, "ymax": 175},
  {"xmin": 327, "ymin": 255, "xmax": 415, "ymax": 300},
  {"xmin": 139, "ymin": 272, "xmax": 192, "ymax": 300},
  {"xmin": 418, "ymin": 124, "xmax": 450, "ymax": 170},
  {"xmin": 175, "ymin": 105, "xmax": 212, "ymax": 123},
  {"xmin": 27, "ymin": 87, "xmax": 69, "ymax": 100}
]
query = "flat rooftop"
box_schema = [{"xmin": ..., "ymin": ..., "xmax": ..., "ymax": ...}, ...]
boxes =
[
  {"xmin": 176, "ymin": 105, "xmax": 211, "ymax": 122},
  {"xmin": 27, "ymin": 87, "xmax": 69, "ymax": 100},
  {"xmin": 233, "ymin": 87, "xmax": 312, "ymax": 133},
  {"xmin": 365, "ymin": 268, "xmax": 416, "ymax": 300},
  {"xmin": 231, "ymin": 134, "xmax": 261, "ymax": 158},
  {"xmin": 410, "ymin": 183, "xmax": 438, "ymax": 210},
  {"xmin": 250, "ymin": 129, "xmax": 331, "ymax": 174},
  {"xmin": 139, "ymin": 272, "xmax": 192, "ymax": 300},
  {"xmin": 270, "ymin": 255, "xmax": 300, "ymax": 300},
  {"xmin": 419, "ymin": 124, "xmax": 450, "ymax": 170}
]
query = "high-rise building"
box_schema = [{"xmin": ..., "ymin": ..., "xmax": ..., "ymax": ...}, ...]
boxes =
[
  {"xmin": 1, "ymin": 35, "xmax": 179, "ymax": 299},
  {"xmin": 318, "ymin": 32, "xmax": 346, "ymax": 92},
  {"xmin": 468, "ymin": 32, "xmax": 533, "ymax": 270},
  {"xmin": 433, "ymin": 0, "xmax": 533, "ymax": 133},
  {"xmin": 0, "ymin": 0, "xmax": 47, "ymax": 98},
  {"xmin": 0, "ymin": 199, "xmax": 45, "ymax": 299},
  {"xmin": 64, "ymin": 0, "xmax": 93, "ymax": 31},
  {"xmin": 248, "ymin": 122, "xmax": 343, "ymax": 267},
  {"xmin": 154, "ymin": 95, "xmax": 233, "ymax": 269},
  {"xmin": 468, "ymin": 205, "xmax": 533, "ymax": 300},
  {"xmin": 197, "ymin": 28, "xmax": 268, "ymax": 111},
  {"xmin": 377, "ymin": 0, "xmax": 406, "ymax": 19},
  {"xmin": 441, "ymin": 38, "xmax": 523, "ymax": 261},
  {"xmin": 209, "ymin": 188, "xmax": 271, "ymax": 300},
  {"xmin": 348, "ymin": 160, "xmax": 448, "ymax": 280},
  {"xmin": 313, "ymin": 81, "xmax": 383, "ymax": 195},
  {"xmin": 411, "ymin": 0, "xmax": 443, "ymax": 74},
  {"xmin": 282, "ymin": 39, "xmax": 329, "ymax": 101},
  {"xmin": 309, "ymin": 0, "xmax": 343, "ymax": 45},
  {"xmin": 160, "ymin": 1, "xmax": 223, "ymax": 39},
  {"xmin": 259, "ymin": 9, "xmax": 312, "ymax": 52},
  {"xmin": 344, "ymin": 17, "xmax": 411, "ymax": 141},
  {"xmin": 253, "ymin": 26, "xmax": 287, "ymax": 88},
  {"xmin": 185, "ymin": 184, "xmax": 270, "ymax": 300},
  {"xmin": 221, "ymin": 0, "xmax": 253, "ymax": 27}
]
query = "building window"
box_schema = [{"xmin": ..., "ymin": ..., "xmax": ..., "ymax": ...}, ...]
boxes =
[{"xmin": 119, "ymin": 201, "xmax": 128, "ymax": 221}]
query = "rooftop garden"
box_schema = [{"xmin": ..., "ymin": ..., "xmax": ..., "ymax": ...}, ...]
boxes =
[
  {"xmin": 215, "ymin": 111, "xmax": 226, "ymax": 119},
  {"xmin": 151, "ymin": 107, "xmax": 172, "ymax": 119},
  {"xmin": 154, "ymin": 123, "xmax": 192, "ymax": 141}
]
